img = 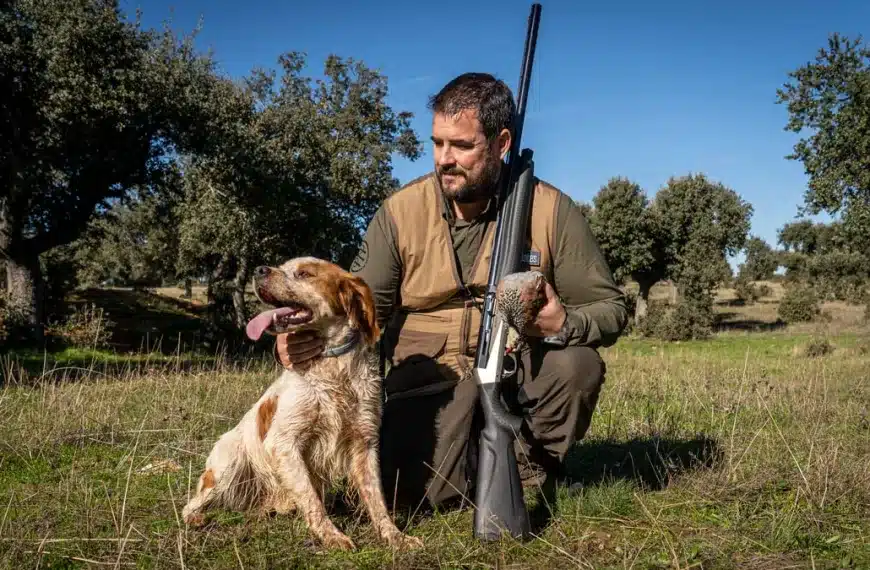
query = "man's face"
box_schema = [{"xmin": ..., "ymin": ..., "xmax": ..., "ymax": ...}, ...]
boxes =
[{"xmin": 431, "ymin": 109, "xmax": 510, "ymax": 203}]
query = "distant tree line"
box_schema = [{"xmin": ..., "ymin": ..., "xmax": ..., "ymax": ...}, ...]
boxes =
[{"xmin": 1, "ymin": 1, "xmax": 868, "ymax": 347}]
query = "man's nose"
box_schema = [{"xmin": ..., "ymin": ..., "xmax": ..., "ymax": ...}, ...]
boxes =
[{"xmin": 435, "ymin": 146, "xmax": 455, "ymax": 167}]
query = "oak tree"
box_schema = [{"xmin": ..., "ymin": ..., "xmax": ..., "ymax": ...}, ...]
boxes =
[{"xmin": 0, "ymin": 0, "xmax": 227, "ymax": 339}]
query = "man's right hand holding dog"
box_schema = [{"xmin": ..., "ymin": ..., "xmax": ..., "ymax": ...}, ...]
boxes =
[{"xmin": 275, "ymin": 331, "xmax": 324, "ymax": 371}]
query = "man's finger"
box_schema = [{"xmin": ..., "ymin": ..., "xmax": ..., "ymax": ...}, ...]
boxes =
[
  {"xmin": 295, "ymin": 345, "xmax": 325, "ymax": 360},
  {"xmin": 286, "ymin": 338, "xmax": 324, "ymax": 355}
]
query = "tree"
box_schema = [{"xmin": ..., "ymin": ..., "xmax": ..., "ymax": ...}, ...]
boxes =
[
  {"xmin": 0, "ymin": 0, "xmax": 228, "ymax": 340},
  {"xmin": 740, "ymin": 236, "xmax": 780, "ymax": 281},
  {"xmin": 776, "ymin": 218, "xmax": 869, "ymax": 301},
  {"xmin": 587, "ymin": 177, "xmax": 667, "ymax": 324},
  {"xmin": 650, "ymin": 173, "xmax": 753, "ymax": 338},
  {"xmin": 776, "ymin": 33, "xmax": 870, "ymax": 241},
  {"xmin": 175, "ymin": 53, "xmax": 422, "ymax": 329},
  {"xmin": 73, "ymin": 186, "xmax": 184, "ymax": 289}
]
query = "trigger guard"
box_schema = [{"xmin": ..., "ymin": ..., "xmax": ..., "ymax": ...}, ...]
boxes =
[{"xmin": 501, "ymin": 352, "xmax": 518, "ymax": 378}]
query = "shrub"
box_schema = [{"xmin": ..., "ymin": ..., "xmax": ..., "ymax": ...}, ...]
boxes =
[
  {"xmin": 756, "ymin": 284, "xmax": 772, "ymax": 299},
  {"xmin": 804, "ymin": 337, "xmax": 834, "ymax": 358},
  {"xmin": 636, "ymin": 298, "xmax": 713, "ymax": 341},
  {"xmin": 778, "ymin": 285, "xmax": 820, "ymax": 323},
  {"xmin": 45, "ymin": 303, "xmax": 114, "ymax": 349},
  {"xmin": 734, "ymin": 276, "xmax": 759, "ymax": 304}
]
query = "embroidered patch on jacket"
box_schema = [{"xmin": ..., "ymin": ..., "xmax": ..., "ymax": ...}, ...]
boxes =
[
  {"xmin": 522, "ymin": 250, "xmax": 541, "ymax": 266},
  {"xmin": 350, "ymin": 240, "xmax": 369, "ymax": 272}
]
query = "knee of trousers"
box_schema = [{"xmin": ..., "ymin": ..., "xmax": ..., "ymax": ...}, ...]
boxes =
[{"xmin": 543, "ymin": 345, "xmax": 606, "ymax": 396}]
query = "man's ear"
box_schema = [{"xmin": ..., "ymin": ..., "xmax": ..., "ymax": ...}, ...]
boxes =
[
  {"xmin": 497, "ymin": 127, "xmax": 512, "ymax": 160},
  {"xmin": 338, "ymin": 275, "xmax": 380, "ymax": 345}
]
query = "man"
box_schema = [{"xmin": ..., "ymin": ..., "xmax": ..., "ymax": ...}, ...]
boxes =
[{"xmin": 275, "ymin": 72, "xmax": 628, "ymax": 510}]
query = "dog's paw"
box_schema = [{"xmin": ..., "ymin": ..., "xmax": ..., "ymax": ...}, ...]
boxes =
[
  {"xmin": 382, "ymin": 528, "xmax": 423, "ymax": 550},
  {"xmin": 321, "ymin": 529, "xmax": 356, "ymax": 551},
  {"xmin": 183, "ymin": 511, "xmax": 205, "ymax": 527}
]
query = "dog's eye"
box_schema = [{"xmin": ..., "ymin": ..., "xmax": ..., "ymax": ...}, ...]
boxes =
[{"xmin": 296, "ymin": 270, "xmax": 313, "ymax": 279}]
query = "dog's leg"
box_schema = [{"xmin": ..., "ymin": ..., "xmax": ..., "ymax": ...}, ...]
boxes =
[
  {"xmin": 182, "ymin": 429, "xmax": 240, "ymax": 526},
  {"xmin": 182, "ymin": 466, "xmax": 218, "ymax": 526},
  {"xmin": 274, "ymin": 446, "xmax": 356, "ymax": 551},
  {"xmin": 349, "ymin": 440, "xmax": 423, "ymax": 550}
]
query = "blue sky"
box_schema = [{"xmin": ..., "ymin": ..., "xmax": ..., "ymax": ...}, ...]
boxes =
[{"xmin": 124, "ymin": 0, "xmax": 868, "ymax": 263}]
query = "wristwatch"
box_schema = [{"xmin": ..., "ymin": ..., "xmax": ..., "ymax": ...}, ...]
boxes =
[{"xmin": 542, "ymin": 315, "xmax": 569, "ymax": 347}]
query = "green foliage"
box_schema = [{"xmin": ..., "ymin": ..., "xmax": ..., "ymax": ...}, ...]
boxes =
[
  {"xmin": 173, "ymin": 52, "xmax": 422, "ymax": 328},
  {"xmin": 0, "ymin": 0, "xmax": 422, "ymax": 338},
  {"xmin": 733, "ymin": 273, "xmax": 760, "ymax": 304},
  {"xmin": 777, "ymin": 33, "xmax": 870, "ymax": 219},
  {"xmin": 741, "ymin": 236, "xmax": 780, "ymax": 281},
  {"xmin": 651, "ymin": 173, "xmax": 753, "ymax": 331},
  {"xmin": 777, "ymin": 219, "xmax": 846, "ymax": 256},
  {"xmin": 44, "ymin": 303, "xmax": 114, "ymax": 349},
  {"xmin": 776, "ymin": 219, "xmax": 869, "ymax": 301},
  {"xmin": 587, "ymin": 177, "xmax": 666, "ymax": 287},
  {"xmin": 803, "ymin": 337, "xmax": 834, "ymax": 358},
  {"xmin": 805, "ymin": 250, "xmax": 869, "ymax": 302},
  {"xmin": 0, "ymin": 0, "xmax": 230, "ymax": 333},
  {"xmin": 634, "ymin": 298, "xmax": 713, "ymax": 341},
  {"xmin": 778, "ymin": 285, "xmax": 821, "ymax": 323},
  {"xmin": 74, "ymin": 179, "xmax": 185, "ymax": 288}
]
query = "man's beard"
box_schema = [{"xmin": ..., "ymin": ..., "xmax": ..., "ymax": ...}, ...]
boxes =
[{"xmin": 438, "ymin": 159, "xmax": 502, "ymax": 204}]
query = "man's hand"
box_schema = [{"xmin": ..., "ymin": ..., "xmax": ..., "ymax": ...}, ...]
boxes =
[
  {"xmin": 525, "ymin": 280, "xmax": 566, "ymax": 338},
  {"xmin": 275, "ymin": 331, "xmax": 324, "ymax": 371}
]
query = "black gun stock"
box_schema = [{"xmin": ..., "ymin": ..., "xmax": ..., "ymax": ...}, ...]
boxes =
[{"xmin": 472, "ymin": 2, "xmax": 542, "ymax": 542}]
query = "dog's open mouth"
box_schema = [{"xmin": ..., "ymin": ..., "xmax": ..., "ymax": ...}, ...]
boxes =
[{"xmin": 245, "ymin": 303, "xmax": 313, "ymax": 341}]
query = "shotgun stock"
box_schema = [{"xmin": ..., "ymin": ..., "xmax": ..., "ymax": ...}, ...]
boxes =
[{"xmin": 472, "ymin": 2, "xmax": 542, "ymax": 542}]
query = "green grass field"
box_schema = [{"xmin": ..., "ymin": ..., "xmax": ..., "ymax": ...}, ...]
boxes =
[{"xmin": 1, "ymin": 286, "xmax": 868, "ymax": 569}]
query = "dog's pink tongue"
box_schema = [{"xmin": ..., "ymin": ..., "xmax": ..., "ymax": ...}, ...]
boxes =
[{"xmin": 246, "ymin": 307, "xmax": 295, "ymax": 341}]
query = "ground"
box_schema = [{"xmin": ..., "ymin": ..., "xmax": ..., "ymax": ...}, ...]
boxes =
[{"xmin": 0, "ymin": 282, "xmax": 868, "ymax": 569}]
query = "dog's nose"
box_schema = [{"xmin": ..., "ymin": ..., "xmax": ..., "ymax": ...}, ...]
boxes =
[{"xmin": 254, "ymin": 266, "xmax": 271, "ymax": 278}]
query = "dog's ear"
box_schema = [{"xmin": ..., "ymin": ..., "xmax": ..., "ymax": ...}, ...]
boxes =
[{"xmin": 338, "ymin": 274, "xmax": 380, "ymax": 345}]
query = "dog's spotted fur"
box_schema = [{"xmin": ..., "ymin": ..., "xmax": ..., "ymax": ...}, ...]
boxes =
[{"xmin": 181, "ymin": 257, "xmax": 421, "ymax": 551}]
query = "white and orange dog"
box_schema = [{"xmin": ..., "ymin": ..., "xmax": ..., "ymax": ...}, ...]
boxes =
[{"xmin": 181, "ymin": 257, "xmax": 421, "ymax": 551}]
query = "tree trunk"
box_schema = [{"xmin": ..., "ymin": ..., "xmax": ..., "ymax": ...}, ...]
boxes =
[
  {"xmin": 206, "ymin": 253, "xmax": 230, "ymax": 305},
  {"xmin": 183, "ymin": 278, "xmax": 192, "ymax": 299},
  {"xmin": 5, "ymin": 256, "xmax": 45, "ymax": 342},
  {"xmin": 1, "ymin": 198, "xmax": 44, "ymax": 342},
  {"xmin": 635, "ymin": 280, "xmax": 652, "ymax": 326},
  {"xmin": 231, "ymin": 254, "xmax": 250, "ymax": 330}
]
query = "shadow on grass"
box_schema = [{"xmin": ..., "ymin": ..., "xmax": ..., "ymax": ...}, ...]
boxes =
[
  {"xmin": 66, "ymin": 287, "xmax": 212, "ymax": 354},
  {"xmin": 563, "ymin": 434, "xmax": 722, "ymax": 490},
  {"xmin": 1, "ymin": 351, "xmax": 226, "ymax": 386},
  {"xmin": 2, "ymin": 287, "xmax": 278, "ymax": 384},
  {"xmin": 525, "ymin": 434, "xmax": 723, "ymax": 532},
  {"xmin": 372, "ymin": 434, "xmax": 724, "ymax": 535},
  {"xmin": 714, "ymin": 310, "xmax": 787, "ymax": 333}
]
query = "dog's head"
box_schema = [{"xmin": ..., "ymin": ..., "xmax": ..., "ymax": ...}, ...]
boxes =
[{"xmin": 246, "ymin": 257, "xmax": 379, "ymax": 346}]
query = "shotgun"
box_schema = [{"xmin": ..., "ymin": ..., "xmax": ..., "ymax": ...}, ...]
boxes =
[{"xmin": 472, "ymin": 2, "xmax": 542, "ymax": 542}]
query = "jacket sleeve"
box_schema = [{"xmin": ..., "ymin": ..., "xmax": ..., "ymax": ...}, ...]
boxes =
[
  {"xmin": 552, "ymin": 192, "xmax": 629, "ymax": 348},
  {"xmin": 349, "ymin": 204, "xmax": 402, "ymax": 330}
]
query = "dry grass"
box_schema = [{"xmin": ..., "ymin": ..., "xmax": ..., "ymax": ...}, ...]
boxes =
[{"xmin": 1, "ymin": 293, "xmax": 868, "ymax": 568}]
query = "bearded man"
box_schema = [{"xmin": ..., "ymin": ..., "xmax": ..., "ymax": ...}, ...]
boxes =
[{"xmin": 275, "ymin": 72, "xmax": 629, "ymax": 509}]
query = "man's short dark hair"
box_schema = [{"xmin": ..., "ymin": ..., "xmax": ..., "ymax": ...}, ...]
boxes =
[{"xmin": 428, "ymin": 72, "xmax": 515, "ymax": 140}]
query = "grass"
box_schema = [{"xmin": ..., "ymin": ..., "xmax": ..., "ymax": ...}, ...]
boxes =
[{"xmin": 0, "ymin": 288, "xmax": 868, "ymax": 568}]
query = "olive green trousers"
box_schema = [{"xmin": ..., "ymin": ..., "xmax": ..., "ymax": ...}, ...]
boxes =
[{"xmin": 378, "ymin": 341, "xmax": 606, "ymax": 509}]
